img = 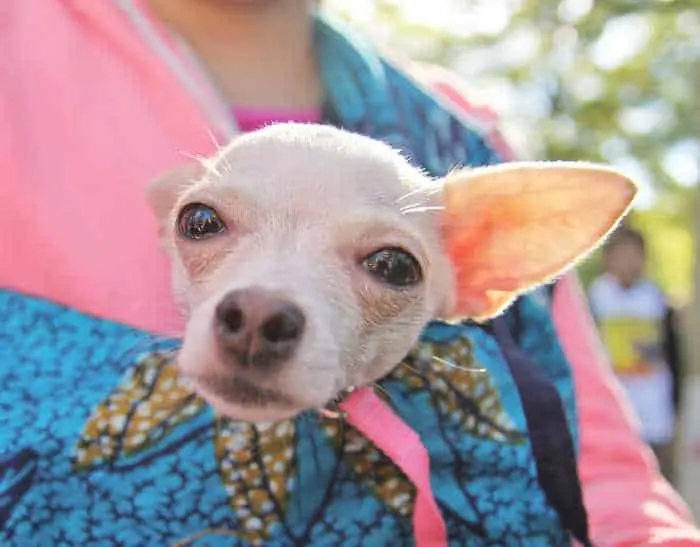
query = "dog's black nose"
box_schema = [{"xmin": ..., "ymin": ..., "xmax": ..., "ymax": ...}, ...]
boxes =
[{"xmin": 214, "ymin": 288, "xmax": 306, "ymax": 369}]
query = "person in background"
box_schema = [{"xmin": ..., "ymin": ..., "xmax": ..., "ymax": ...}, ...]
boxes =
[
  {"xmin": 589, "ymin": 225, "xmax": 684, "ymax": 483},
  {"xmin": 1, "ymin": 1, "xmax": 698, "ymax": 545}
]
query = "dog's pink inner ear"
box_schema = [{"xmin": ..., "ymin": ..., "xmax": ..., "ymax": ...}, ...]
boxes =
[
  {"xmin": 439, "ymin": 162, "xmax": 637, "ymax": 321},
  {"xmin": 146, "ymin": 162, "xmax": 204, "ymax": 222}
]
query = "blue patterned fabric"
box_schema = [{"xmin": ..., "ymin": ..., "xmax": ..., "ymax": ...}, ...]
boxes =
[{"xmin": 0, "ymin": 14, "xmax": 587, "ymax": 547}]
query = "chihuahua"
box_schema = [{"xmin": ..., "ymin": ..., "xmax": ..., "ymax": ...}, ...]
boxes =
[{"xmin": 147, "ymin": 122, "xmax": 636, "ymax": 423}]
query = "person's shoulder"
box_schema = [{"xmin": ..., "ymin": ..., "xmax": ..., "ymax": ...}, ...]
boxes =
[
  {"xmin": 0, "ymin": 2, "xmax": 93, "ymax": 64},
  {"xmin": 1, "ymin": 2, "xmax": 63, "ymax": 34},
  {"xmin": 588, "ymin": 274, "xmax": 625, "ymax": 311},
  {"xmin": 417, "ymin": 63, "xmax": 517, "ymax": 160},
  {"xmin": 407, "ymin": 64, "xmax": 499, "ymax": 120},
  {"xmin": 636, "ymin": 277, "xmax": 668, "ymax": 304},
  {"xmin": 383, "ymin": 57, "xmax": 517, "ymax": 161}
]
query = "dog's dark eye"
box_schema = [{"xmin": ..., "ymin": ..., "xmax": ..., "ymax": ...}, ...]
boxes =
[
  {"xmin": 362, "ymin": 248, "xmax": 423, "ymax": 287},
  {"xmin": 177, "ymin": 203, "xmax": 226, "ymax": 240}
]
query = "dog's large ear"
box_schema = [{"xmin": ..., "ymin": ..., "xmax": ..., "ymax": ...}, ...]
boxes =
[
  {"xmin": 146, "ymin": 161, "xmax": 204, "ymax": 223},
  {"xmin": 439, "ymin": 161, "xmax": 637, "ymax": 322}
]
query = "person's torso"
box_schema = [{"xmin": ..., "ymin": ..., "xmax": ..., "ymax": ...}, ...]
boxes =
[
  {"xmin": 1, "ymin": 3, "xmax": 583, "ymax": 545},
  {"xmin": 590, "ymin": 274, "xmax": 668, "ymax": 374},
  {"xmin": 1, "ymin": 289, "xmax": 575, "ymax": 546},
  {"xmin": 589, "ymin": 274, "xmax": 675, "ymax": 442}
]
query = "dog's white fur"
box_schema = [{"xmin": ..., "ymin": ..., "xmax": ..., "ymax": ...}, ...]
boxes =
[{"xmin": 148, "ymin": 123, "xmax": 636, "ymax": 423}]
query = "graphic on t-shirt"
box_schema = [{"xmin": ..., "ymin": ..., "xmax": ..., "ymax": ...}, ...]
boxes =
[{"xmin": 598, "ymin": 316, "xmax": 664, "ymax": 375}]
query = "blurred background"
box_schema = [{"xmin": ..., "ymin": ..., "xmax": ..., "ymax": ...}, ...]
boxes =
[{"xmin": 326, "ymin": 0, "xmax": 700, "ymax": 515}]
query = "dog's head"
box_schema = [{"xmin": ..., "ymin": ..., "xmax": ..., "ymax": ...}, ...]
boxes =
[{"xmin": 148, "ymin": 123, "xmax": 636, "ymax": 422}]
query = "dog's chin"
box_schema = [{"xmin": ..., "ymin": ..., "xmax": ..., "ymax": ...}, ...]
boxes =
[
  {"xmin": 209, "ymin": 394, "xmax": 300, "ymax": 423},
  {"xmin": 192, "ymin": 378, "xmax": 304, "ymax": 423}
]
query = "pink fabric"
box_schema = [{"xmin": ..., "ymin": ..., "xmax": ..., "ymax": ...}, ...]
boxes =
[
  {"xmin": 415, "ymin": 64, "xmax": 699, "ymax": 545},
  {"xmin": 1, "ymin": 2, "xmax": 697, "ymax": 543},
  {"xmin": 554, "ymin": 275, "xmax": 700, "ymax": 547},
  {"xmin": 0, "ymin": 2, "xmax": 319, "ymax": 337},
  {"xmin": 1, "ymin": 1, "xmax": 213, "ymax": 335},
  {"xmin": 340, "ymin": 388, "xmax": 448, "ymax": 547}
]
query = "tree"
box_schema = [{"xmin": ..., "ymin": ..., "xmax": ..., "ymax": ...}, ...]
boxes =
[{"xmin": 327, "ymin": 0, "xmax": 700, "ymax": 305}]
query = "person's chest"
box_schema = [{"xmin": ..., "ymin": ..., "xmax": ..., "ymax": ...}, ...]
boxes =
[
  {"xmin": 1, "ymin": 17, "xmax": 226, "ymax": 335},
  {"xmin": 0, "ymin": 290, "xmax": 572, "ymax": 547},
  {"xmin": 1, "ymin": 15, "xmax": 328, "ymax": 337}
]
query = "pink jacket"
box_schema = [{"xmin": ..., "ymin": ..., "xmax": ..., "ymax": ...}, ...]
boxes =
[{"xmin": 0, "ymin": 2, "xmax": 698, "ymax": 545}]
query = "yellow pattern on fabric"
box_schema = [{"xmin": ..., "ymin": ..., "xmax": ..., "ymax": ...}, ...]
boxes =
[
  {"xmin": 322, "ymin": 419, "xmax": 416, "ymax": 518},
  {"xmin": 73, "ymin": 353, "xmax": 206, "ymax": 469},
  {"xmin": 215, "ymin": 419, "xmax": 295, "ymax": 544},
  {"xmin": 394, "ymin": 337, "xmax": 524, "ymax": 443},
  {"xmin": 73, "ymin": 338, "xmax": 522, "ymax": 542}
]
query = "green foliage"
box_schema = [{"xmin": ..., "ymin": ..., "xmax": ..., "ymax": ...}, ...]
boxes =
[{"xmin": 327, "ymin": 0, "xmax": 700, "ymax": 304}]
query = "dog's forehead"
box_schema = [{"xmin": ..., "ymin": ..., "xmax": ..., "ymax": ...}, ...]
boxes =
[{"xmin": 209, "ymin": 125, "xmax": 424, "ymax": 207}]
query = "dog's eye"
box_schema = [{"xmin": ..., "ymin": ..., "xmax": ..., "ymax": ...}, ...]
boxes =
[
  {"xmin": 362, "ymin": 248, "xmax": 423, "ymax": 287},
  {"xmin": 177, "ymin": 203, "xmax": 226, "ymax": 240}
]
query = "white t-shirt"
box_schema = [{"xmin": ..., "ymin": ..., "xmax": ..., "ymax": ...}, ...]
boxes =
[{"xmin": 588, "ymin": 274, "xmax": 675, "ymax": 444}]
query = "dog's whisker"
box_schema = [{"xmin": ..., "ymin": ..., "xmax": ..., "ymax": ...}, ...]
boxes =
[
  {"xmin": 215, "ymin": 153, "xmax": 234, "ymax": 177},
  {"xmin": 432, "ymin": 355, "xmax": 486, "ymax": 373},
  {"xmin": 178, "ymin": 150, "xmax": 201, "ymax": 163},
  {"xmin": 398, "ymin": 360, "xmax": 429, "ymax": 379},
  {"xmin": 205, "ymin": 128, "xmax": 224, "ymax": 152},
  {"xmin": 204, "ymin": 130, "xmax": 236, "ymax": 176},
  {"xmin": 395, "ymin": 186, "xmax": 429, "ymax": 203},
  {"xmin": 400, "ymin": 205, "xmax": 445, "ymax": 215},
  {"xmin": 177, "ymin": 149, "xmax": 225, "ymax": 179},
  {"xmin": 397, "ymin": 202, "xmax": 426, "ymax": 212},
  {"xmin": 202, "ymin": 158, "xmax": 224, "ymax": 178}
]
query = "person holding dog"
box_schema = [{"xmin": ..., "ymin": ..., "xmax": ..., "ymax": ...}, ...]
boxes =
[{"xmin": 0, "ymin": 1, "xmax": 698, "ymax": 545}]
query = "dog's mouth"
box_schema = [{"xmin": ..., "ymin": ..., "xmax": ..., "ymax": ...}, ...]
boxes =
[
  {"xmin": 190, "ymin": 374, "xmax": 295, "ymax": 408},
  {"xmin": 187, "ymin": 372, "xmax": 358, "ymax": 421}
]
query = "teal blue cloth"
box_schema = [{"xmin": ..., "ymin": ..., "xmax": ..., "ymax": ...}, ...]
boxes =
[{"xmin": 0, "ymin": 14, "xmax": 582, "ymax": 546}]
